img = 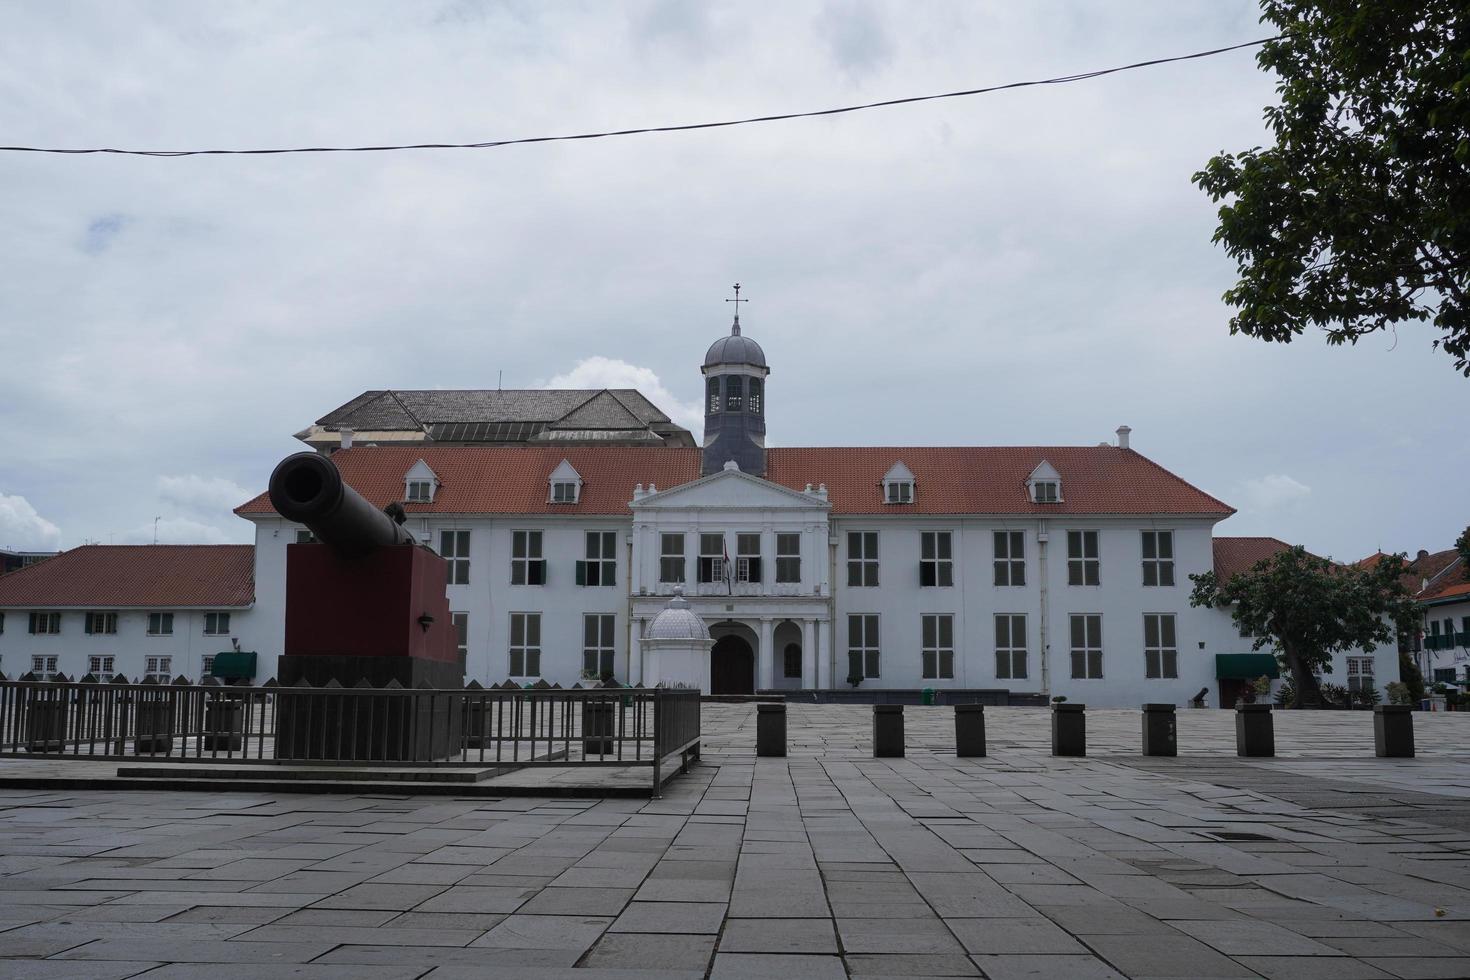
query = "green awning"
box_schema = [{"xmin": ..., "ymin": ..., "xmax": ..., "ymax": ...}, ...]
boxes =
[
  {"xmin": 1215, "ymin": 654, "xmax": 1280, "ymax": 680},
  {"xmin": 210, "ymin": 651, "xmax": 258, "ymax": 679}
]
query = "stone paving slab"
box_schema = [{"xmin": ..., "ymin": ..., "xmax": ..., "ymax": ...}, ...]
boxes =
[{"xmin": 5, "ymin": 704, "xmax": 1470, "ymax": 978}]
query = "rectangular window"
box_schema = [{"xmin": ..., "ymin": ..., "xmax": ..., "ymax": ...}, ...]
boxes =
[
  {"xmin": 28, "ymin": 611, "xmax": 61, "ymax": 635},
  {"xmin": 920, "ymin": 531, "xmax": 954, "ymax": 587},
  {"xmin": 921, "ymin": 614, "xmax": 954, "ymax": 680},
  {"xmin": 698, "ymin": 533, "xmax": 726, "ymax": 584},
  {"xmin": 451, "ymin": 612, "xmax": 468, "ymax": 662},
  {"xmin": 1347, "ymin": 656, "xmax": 1375, "ymax": 692},
  {"xmin": 296, "ymin": 529, "xmax": 316, "ymax": 544},
  {"xmin": 885, "ymin": 481, "xmax": 913, "ymax": 504},
  {"xmin": 511, "ymin": 531, "xmax": 545, "ymax": 585},
  {"xmin": 1034, "ymin": 481, "xmax": 1059, "ymax": 503},
  {"xmin": 749, "ymin": 379, "xmax": 762, "ymax": 415},
  {"xmin": 31, "ymin": 655, "xmax": 59, "ymax": 678},
  {"xmin": 847, "ymin": 532, "xmax": 879, "ymax": 587},
  {"xmin": 439, "ymin": 530, "xmax": 471, "ymax": 585},
  {"xmin": 660, "ymin": 533, "xmax": 686, "ymax": 583},
  {"xmin": 707, "ymin": 378, "xmax": 721, "ymax": 413},
  {"xmin": 407, "ymin": 480, "xmax": 432, "ymax": 502},
  {"xmin": 783, "ymin": 645, "xmax": 802, "ymax": 678},
  {"xmin": 994, "ymin": 531, "xmax": 1025, "ymax": 586},
  {"xmin": 776, "ymin": 533, "xmax": 801, "ymax": 584},
  {"xmin": 550, "ymin": 481, "xmax": 578, "ymax": 503},
  {"xmin": 147, "ymin": 612, "xmax": 174, "ymax": 636},
  {"xmin": 994, "ymin": 614, "xmax": 1028, "ymax": 680},
  {"xmin": 1143, "ymin": 613, "xmax": 1178, "ymax": 679},
  {"xmin": 509, "ymin": 613, "xmax": 541, "ymax": 677},
  {"xmin": 203, "ymin": 612, "xmax": 231, "ymax": 636},
  {"xmin": 85, "ymin": 611, "xmax": 118, "ymax": 635},
  {"xmin": 583, "ymin": 614, "xmax": 616, "ymax": 679},
  {"xmin": 1067, "ymin": 531, "xmax": 1100, "ymax": 586},
  {"xmin": 847, "ymin": 614, "xmax": 880, "ymax": 679},
  {"xmin": 736, "ymin": 533, "xmax": 762, "ymax": 583},
  {"xmin": 577, "ymin": 531, "xmax": 618, "ymax": 587},
  {"xmin": 1141, "ymin": 531, "xmax": 1175, "ymax": 587},
  {"xmin": 88, "ymin": 655, "xmax": 116, "ymax": 678},
  {"xmin": 1069, "ymin": 614, "xmax": 1103, "ymax": 679}
]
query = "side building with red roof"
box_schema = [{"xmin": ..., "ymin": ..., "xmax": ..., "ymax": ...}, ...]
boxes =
[{"xmin": 0, "ymin": 545, "xmax": 257, "ymax": 683}]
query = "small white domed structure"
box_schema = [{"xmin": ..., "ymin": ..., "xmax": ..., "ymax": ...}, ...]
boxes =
[{"xmin": 642, "ymin": 588, "xmax": 714, "ymax": 692}]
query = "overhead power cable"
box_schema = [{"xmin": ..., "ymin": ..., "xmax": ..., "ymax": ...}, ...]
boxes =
[{"xmin": 0, "ymin": 36, "xmax": 1278, "ymax": 158}]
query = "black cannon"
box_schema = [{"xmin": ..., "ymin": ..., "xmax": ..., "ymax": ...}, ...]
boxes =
[{"xmin": 268, "ymin": 452, "xmax": 462, "ymax": 760}]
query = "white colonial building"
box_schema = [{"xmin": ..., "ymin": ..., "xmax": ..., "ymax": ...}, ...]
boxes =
[{"xmin": 0, "ymin": 310, "xmax": 1408, "ymax": 707}]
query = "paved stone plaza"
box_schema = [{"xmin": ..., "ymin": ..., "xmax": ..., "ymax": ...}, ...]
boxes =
[{"xmin": 6, "ymin": 704, "xmax": 1470, "ymax": 979}]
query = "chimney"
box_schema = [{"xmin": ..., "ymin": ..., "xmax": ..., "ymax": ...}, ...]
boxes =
[
  {"xmin": 1418, "ymin": 549, "xmax": 1430, "ymax": 563},
  {"xmin": 339, "ymin": 428, "xmax": 354, "ymax": 450},
  {"xmin": 1116, "ymin": 425, "xmax": 1131, "ymax": 450}
]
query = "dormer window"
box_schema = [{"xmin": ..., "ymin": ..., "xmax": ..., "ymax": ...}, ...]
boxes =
[
  {"xmin": 548, "ymin": 459, "xmax": 583, "ymax": 504},
  {"xmin": 1027, "ymin": 461, "xmax": 1062, "ymax": 504},
  {"xmin": 403, "ymin": 460, "xmax": 439, "ymax": 504},
  {"xmin": 882, "ymin": 461, "xmax": 916, "ymax": 505}
]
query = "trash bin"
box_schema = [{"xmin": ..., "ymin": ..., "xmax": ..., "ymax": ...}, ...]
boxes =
[
  {"xmin": 873, "ymin": 705, "xmax": 904, "ymax": 758},
  {"xmin": 1141, "ymin": 703, "xmax": 1176, "ymax": 757},
  {"xmin": 1235, "ymin": 703, "xmax": 1274, "ymax": 757},
  {"xmin": 201, "ymin": 697, "xmax": 245, "ymax": 752},
  {"xmin": 955, "ymin": 704, "xmax": 986, "ymax": 757},
  {"xmin": 581, "ymin": 699, "xmax": 615, "ymax": 756},
  {"xmin": 921, "ymin": 687, "xmax": 936, "ymax": 706},
  {"xmin": 757, "ymin": 703, "xmax": 787, "ymax": 757},
  {"xmin": 1051, "ymin": 703, "xmax": 1086, "ymax": 757},
  {"xmin": 1374, "ymin": 704, "xmax": 1414, "ymax": 758}
]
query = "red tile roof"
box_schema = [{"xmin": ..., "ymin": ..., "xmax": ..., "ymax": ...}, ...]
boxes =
[
  {"xmin": 0, "ymin": 545, "xmax": 254, "ymax": 608},
  {"xmin": 1212, "ymin": 537, "xmax": 1293, "ymax": 582},
  {"xmin": 236, "ymin": 445, "xmax": 1234, "ymax": 518},
  {"xmin": 1357, "ymin": 548, "xmax": 1464, "ymax": 601},
  {"xmin": 1420, "ymin": 556, "xmax": 1469, "ymax": 604}
]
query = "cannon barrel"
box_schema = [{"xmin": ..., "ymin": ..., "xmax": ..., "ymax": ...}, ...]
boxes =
[{"xmin": 268, "ymin": 452, "xmax": 416, "ymax": 559}]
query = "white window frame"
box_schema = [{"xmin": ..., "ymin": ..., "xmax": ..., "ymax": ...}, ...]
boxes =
[
  {"xmin": 921, "ymin": 614, "xmax": 954, "ymax": 680},
  {"xmin": 88, "ymin": 655, "xmax": 116, "ymax": 678},
  {"xmin": 775, "ymin": 533, "xmax": 802, "ymax": 584},
  {"xmin": 920, "ymin": 531, "xmax": 953, "ymax": 588},
  {"xmin": 581, "ymin": 531, "xmax": 617, "ymax": 587},
  {"xmin": 509, "ymin": 612, "xmax": 541, "ymax": 678},
  {"xmin": 1142, "ymin": 531, "xmax": 1176, "ymax": 587},
  {"xmin": 847, "ymin": 614, "xmax": 880, "ymax": 679},
  {"xmin": 406, "ymin": 479, "xmax": 434, "ymax": 503},
  {"xmin": 736, "ymin": 533, "xmax": 761, "ymax": 584},
  {"xmin": 439, "ymin": 529, "xmax": 471, "ymax": 585},
  {"xmin": 31, "ymin": 655, "xmax": 59, "ymax": 679},
  {"xmin": 203, "ymin": 612, "xmax": 231, "ymax": 636},
  {"xmin": 884, "ymin": 480, "xmax": 914, "ymax": 504},
  {"xmin": 147, "ymin": 612, "xmax": 174, "ymax": 636},
  {"xmin": 1067, "ymin": 531, "xmax": 1100, "ymax": 586},
  {"xmin": 1032, "ymin": 480, "xmax": 1060, "ymax": 503},
  {"xmin": 1143, "ymin": 613, "xmax": 1178, "ymax": 679},
  {"xmin": 583, "ymin": 614, "xmax": 616, "ymax": 679},
  {"xmin": 847, "ymin": 532, "xmax": 879, "ymax": 588},
  {"xmin": 1069, "ymin": 614, "xmax": 1103, "ymax": 679},
  {"xmin": 550, "ymin": 481, "xmax": 580, "ymax": 504},
  {"xmin": 1347, "ymin": 656, "xmax": 1375, "ymax": 692},
  {"xmin": 86, "ymin": 611, "xmax": 118, "ymax": 635},
  {"xmin": 659, "ymin": 533, "xmax": 686, "ymax": 584},
  {"xmin": 994, "ymin": 531, "xmax": 1026, "ymax": 587},
  {"xmin": 995, "ymin": 614, "xmax": 1028, "ymax": 680},
  {"xmin": 510, "ymin": 530, "xmax": 545, "ymax": 586},
  {"xmin": 698, "ymin": 533, "xmax": 726, "ymax": 585},
  {"xmin": 30, "ymin": 611, "xmax": 61, "ymax": 635}
]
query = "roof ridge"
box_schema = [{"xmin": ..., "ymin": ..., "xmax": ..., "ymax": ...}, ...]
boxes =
[{"xmin": 385, "ymin": 390, "xmax": 425, "ymax": 430}]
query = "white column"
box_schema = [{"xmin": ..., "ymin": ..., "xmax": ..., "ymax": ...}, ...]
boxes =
[
  {"xmin": 758, "ymin": 618, "xmax": 775, "ymax": 691},
  {"xmin": 630, "ymin": 618, "xmax": 645, "ymax": 686},
  {"xmin": 803, "ymin": 618, "xmax": 818, "ymax": 690}
]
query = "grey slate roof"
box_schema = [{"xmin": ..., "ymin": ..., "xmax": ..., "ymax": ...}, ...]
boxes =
[
  {"xmin": 318, "ymin": 389, "xmax": 671, "ymax": 429},
  {"xmin": 704, "ymin": 331, "xmax": 767, "ymax": 368}
]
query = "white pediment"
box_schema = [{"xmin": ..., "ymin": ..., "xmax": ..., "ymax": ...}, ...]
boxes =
[
  {"xmin": 633, "ymin": 469, "xmax": 829, "ymax": 511},
  {"xmin": 883, "ymin": 461, "xmax": 915, "ymax": 483},
  {"xmin": 405, "ymin": 459, "xmax": 438, "ymax": 482},
  {"xmin": 549, "ymin": 459, "xmax": 581, "ymax": 482},
  {"xmin": 1028, "ymin": 460, "xmax": 1060, "ymax": 482}
]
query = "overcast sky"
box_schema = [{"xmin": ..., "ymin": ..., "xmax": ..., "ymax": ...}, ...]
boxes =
[{"xmin": 1, "ymin": 1, "xmax": 1464, "ymax": 562}]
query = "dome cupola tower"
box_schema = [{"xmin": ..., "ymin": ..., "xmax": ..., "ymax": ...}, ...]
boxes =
[{"xmin": 701, "ymin": 283, "xmax": 769, "ymax": 476}]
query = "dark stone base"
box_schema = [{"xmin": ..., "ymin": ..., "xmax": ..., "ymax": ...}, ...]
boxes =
[
  {"xmin": 1374, "ymin": 705, "xmax": 1414, "ymax": 758},
  {"xmin": 1052, "ymin": 704, "xmax": 1086, "ymax": 756},
  {"xmin": 873, "ymin": 704, "xmax": 904, "ymax": 757},
  {"xmin": 1141, "ymin": 704, "xmax": 1177, "ymax": 757},
  {"xmin": 275, "ymin": 655, "xmax": 464, "ymax": 762},
  {"xmin": 1235, "ymin": 705, "xmax": 1275, "ymax": 757}
]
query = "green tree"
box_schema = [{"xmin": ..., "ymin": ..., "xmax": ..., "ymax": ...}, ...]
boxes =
[
  {"xmin": 1190, "ymin": 546, "xmax": 1419, "ymax": 707},
  {"xmin": 1457, "ymin": 525, "xmax": 1470, "ymax": 575},
  {"xmin": 1194, "ymin": 2, "xmax": 1470, "ymax": 374}
]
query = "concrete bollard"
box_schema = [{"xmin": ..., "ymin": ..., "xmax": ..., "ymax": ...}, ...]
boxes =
[
  {"xmin": 1235, "ymin": 703, "xmax": 1274, "ymax": 757},
  {"xmin": 201, "ymin": 697, "xmax": 245, "ymax": 752},
  {"xmin": 1374, "ymin": 704, "xmax": 1414, "ymax": 758},
  {"xmin": 1141, "ymin": 703, "xmax": 1177, "ymax": 757},
  {"xmin": 757, "ymin": 703, "xmax": 787, "ymax": 757},
  {"xmin": 873, "ymin": 704, "xmax": 904, "ymax": 758},
  {"xmin": 1051, "ymin": 703, "xmax": 1086, "ymax": 757},
  {"xmin": 955, "ymin": 704, "xmax": 986, "ymax": 757},
  {"xmin": 581, "ymin": 699, "xmax": 616, "ymax": 757},
  {"xmin": 134, "ymin": 697, "xmax": 175, "ymax": 755}
]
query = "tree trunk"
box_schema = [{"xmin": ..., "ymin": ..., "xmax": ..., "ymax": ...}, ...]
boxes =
[{"xmin": 1284, "ymin": 642, "xmax": 1322, "ymax": 708}]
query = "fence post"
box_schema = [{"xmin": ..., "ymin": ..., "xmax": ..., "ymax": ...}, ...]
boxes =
[
  {"xmin": 651, "ymin": 689, "xmax": 663, "ymax": 798},
  {"xmin": 1374, "ymin": 704, "xmax": 1414, "ymax": 758},
  {"xmin": 1141, "ymin": 703, "xmax": 1176, "ymax": 757},
  {"xmin": 955, "ymin": 704, "xmax": 986, "ymax": 757},
  {"xmin": 1051, "ymin": 703, "xmax": 1085, "ymax": 757},
  {"xmin": 757, "ymin": 703, "xmax": 787, "ymax": 757},
  {"xmin": 1235, "ymin": 703, "xmax": 1274, "ymax": 757}
]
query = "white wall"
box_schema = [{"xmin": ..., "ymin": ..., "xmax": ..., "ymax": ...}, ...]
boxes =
[{"xmin": 0, "ymin": 607, "xmax": 249, "ymax": 682}]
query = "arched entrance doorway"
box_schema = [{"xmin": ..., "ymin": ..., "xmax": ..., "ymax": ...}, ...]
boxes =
[{"xmin": 710, "ymin": 635, "xmax": 755, "ymax": 695}]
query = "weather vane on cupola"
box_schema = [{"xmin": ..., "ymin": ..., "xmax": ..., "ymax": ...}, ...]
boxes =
[{"xmin": 725, "ymin": 282, "xmax": 747, "ymax": 336}]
